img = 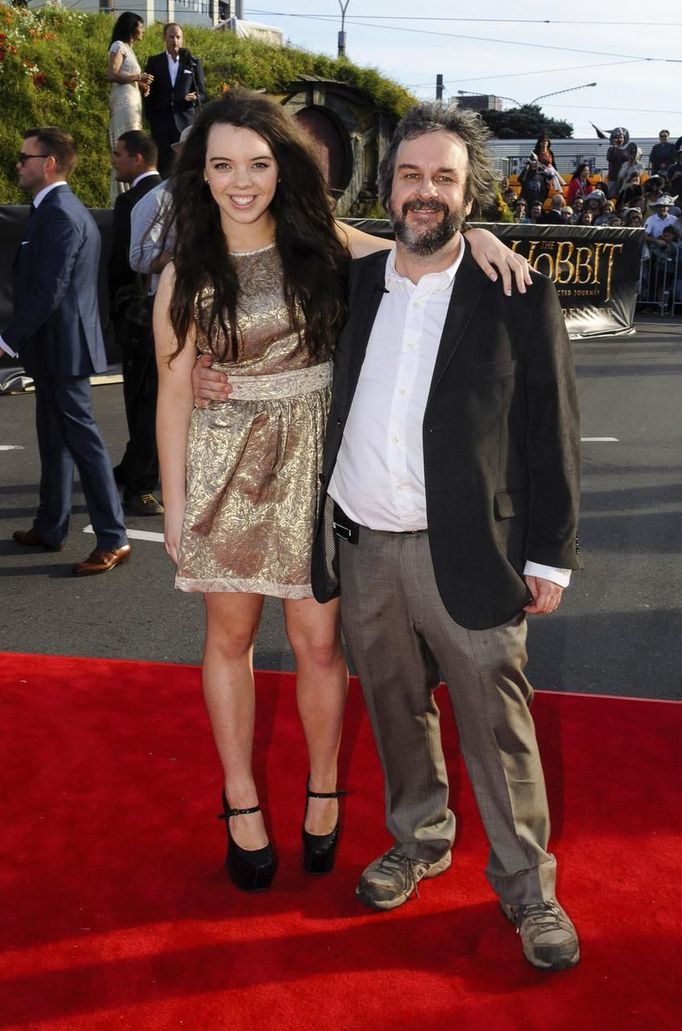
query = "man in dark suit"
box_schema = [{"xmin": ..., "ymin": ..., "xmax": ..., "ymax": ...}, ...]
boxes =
[
  {"xmin": 541, "ymin": 193, "xmax": 566, "ymax": 224},
  {"xmin": 311, "ymin": 104, "xmax": 582, "ymax": 972},
  {"xmin": 143, "ymin": 23, "xmax": 206, "ymax": 178},
  {"xmin": 1, "ymin": 127, "xmax": 130, "ymax": 575},
  {"xmin": 108, "ymin": 130, "xmax": 163, "ymax": 517}
]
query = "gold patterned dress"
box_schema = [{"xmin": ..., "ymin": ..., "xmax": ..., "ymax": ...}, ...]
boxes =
[{"xmin": 175, "ymin": 244, "xmax": 332, "ymax": 599}]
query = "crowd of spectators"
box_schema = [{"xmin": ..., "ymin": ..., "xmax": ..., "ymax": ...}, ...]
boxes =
[{"xmin": 504, "ymin": 128, "xmax": 682, "ymax": 312}]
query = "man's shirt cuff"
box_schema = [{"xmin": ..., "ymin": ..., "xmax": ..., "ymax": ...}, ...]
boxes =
[
  {"xmin": 523, "ymin": 560, "xmax": 571, "ymax": 589},
  {"xmin": 0, "ymin": 335, "xmax": 19, "ymax": 359}
]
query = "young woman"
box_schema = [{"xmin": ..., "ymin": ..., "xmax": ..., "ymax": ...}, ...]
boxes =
[
  {"xmin": 567, "ymin": 164, "xmax": 593, "ymax": 205},
  {"xmin": 106, "ymin": 12, "xmax": 154, "ymax": 202},
  {"xmin": 533, "ymin": 136, "xmax": 565, "ymax": 192},
  {"xmin": 155, "ymin": 92, "xmax": 531, "ymax": 893},
  {"xmin": 534, "ymin": 135, "xmax": 556, "ymax": 169},
  {"xmin": 617, "ymin": 143, "xmax": 645, "ymax": 197}
]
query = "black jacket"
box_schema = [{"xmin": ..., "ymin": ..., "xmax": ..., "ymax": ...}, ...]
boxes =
[
  {"xmin": 143, "ymin": 51, "xmax": 206, "ymax": 136},
  {"xmin": 311, "ymin": 244, "xmax": 582, "ymax": 630},
  {"xmin": 107, "ymin": 172, "xmax": 163, "ymax": 311}
]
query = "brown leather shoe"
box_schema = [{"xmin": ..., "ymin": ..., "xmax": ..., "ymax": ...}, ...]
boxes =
[
  {"xmin": 13, "ymin": 528, "xmax": 63, "ymax": 552},
  {"xmin": 73, "ymin": 544, "xmax": 131, "ymax": 576}
]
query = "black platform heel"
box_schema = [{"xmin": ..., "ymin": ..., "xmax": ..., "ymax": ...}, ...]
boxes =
[
  {"xmin": 302, "ymin": 780, "xmax": 348, "ymax": 875},
  {"xmin": 219, "ymin": 792, "xmax": 277, "ymax": 892}
]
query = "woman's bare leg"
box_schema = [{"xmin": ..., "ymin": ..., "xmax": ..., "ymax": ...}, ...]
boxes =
[
  {"xmin": 203, "ymin": 592, "xmax": 268, "ymax": 850},
  {"xmin": 283, "ymin": 597, "xmax": 348, "ymax": 836}
]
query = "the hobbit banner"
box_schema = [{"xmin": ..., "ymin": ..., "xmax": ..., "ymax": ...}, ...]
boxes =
[
  {"xmin": 345, "ymin": 219, "xmax": 643, "ymax": 339},
  {"xmin": 489, "ymin": 223, "xmax": 643, "ymax": 338}
]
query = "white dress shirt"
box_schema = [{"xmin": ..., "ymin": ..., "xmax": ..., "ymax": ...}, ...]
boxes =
[
  {"xmin": 166, "ymin": 52, "xmax": 180, "ymax": 88},
  {"xmin": 131, "ymin": 171, "xmax": 159, "ymax": 189},
  {"xmin": 328, "ymin": 243, "xmax": 571, "ymax": 588},
  {"xmin": 0, "ymin": 181, "xmax": 66, "ymax": 359}
]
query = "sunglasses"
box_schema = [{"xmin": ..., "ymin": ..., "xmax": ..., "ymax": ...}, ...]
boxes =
[{"xmin": 17, "ymin": 153, "xmax": 50, "ymax": 165}]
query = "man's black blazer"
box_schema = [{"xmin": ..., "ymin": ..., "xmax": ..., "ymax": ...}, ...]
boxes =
[
  {"xmin": 107, "ymin": 172, "xmax": 163, "ymax": 311},
  {"xmin": 311, "ymin": 243, "xmax": 582, "ymax": 631},
  {"xmin": 143, "ymin": 51, "xmax": 206, "ymax": 137}
]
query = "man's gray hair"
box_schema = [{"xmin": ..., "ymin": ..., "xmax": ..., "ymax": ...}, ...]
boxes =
[{"xmin": 378, "ymin": 102, "xmax": 497, "ymax": 218}]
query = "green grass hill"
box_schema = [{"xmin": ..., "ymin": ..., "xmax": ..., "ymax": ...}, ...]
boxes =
[{"xmin": 0, "ymin": 3, "xmax": 413, "ymax": 207}]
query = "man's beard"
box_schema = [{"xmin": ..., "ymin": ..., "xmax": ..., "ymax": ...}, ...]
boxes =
[{"xmin": 391, "ymin": 199, "xmax": 466, "ymax": 256}]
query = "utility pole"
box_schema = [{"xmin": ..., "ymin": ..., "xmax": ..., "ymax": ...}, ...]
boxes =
[
  {"xmin": 338, "ymin": 1, "xmax": 351, "ymax": 58},
  {"xmin": 436, "ymin": 74, "xmax": 443, "ymax": 101}
]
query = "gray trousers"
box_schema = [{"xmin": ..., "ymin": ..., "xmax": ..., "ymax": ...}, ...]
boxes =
[{"xmin": 338, "ymin": 526, "xmax": 556, "ymax": 906}]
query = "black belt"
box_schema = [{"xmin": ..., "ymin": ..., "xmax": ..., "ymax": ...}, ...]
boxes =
[{"xmin": 332, "ymin": 502, "xmax": 426, "ymax": 543}]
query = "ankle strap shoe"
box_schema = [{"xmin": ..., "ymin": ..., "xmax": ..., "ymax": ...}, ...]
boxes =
[
  {"xmin": 219, "ymin": 792, "xmax": 276, "ymax": 892},
  {"xmin": 301, "ymin": 779, "xmax": 348, "ymax": 875}
]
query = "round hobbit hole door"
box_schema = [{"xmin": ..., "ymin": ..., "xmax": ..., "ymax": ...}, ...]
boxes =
[{"xmin": 295, "ymin": 106, "xmax": 351, "ymax": 196}]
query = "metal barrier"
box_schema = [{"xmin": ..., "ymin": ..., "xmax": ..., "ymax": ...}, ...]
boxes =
[{"xmin": 637, "ymin": 244, "xmax": 682, "ymax": 315}]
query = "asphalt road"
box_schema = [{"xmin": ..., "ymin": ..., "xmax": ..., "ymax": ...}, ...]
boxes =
[{"xmin": 1, "ymin": 317, "xmax": 680, "ymax": 700}]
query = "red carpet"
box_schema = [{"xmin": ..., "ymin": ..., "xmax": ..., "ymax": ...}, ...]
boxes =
[{"xmin": 1, "ymin": 653, "xmax": 680, "ymax": 1030}]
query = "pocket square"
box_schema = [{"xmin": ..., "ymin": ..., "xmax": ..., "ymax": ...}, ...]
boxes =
[{"xmin": 20, "ymin": 240, "xmax": 30, "ymax": 246}]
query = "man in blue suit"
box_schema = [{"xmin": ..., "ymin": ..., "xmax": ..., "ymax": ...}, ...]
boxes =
[{"xmin": 0, "ymin": 127, "xmax": 131, "ymax": 575}]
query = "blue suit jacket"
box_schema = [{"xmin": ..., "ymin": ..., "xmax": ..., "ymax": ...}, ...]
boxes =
[{"xmin": 4, "ymin": 184, "xmax": 107, "ymax": 379}]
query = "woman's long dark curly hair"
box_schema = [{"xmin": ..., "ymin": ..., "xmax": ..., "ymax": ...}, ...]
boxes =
[{"xmin": 168, "ymin": 92, "xmax": 349, "ymax": 364}]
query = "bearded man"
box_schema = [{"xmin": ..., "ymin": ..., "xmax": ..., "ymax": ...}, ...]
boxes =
[{"xmin": 311, "ymin": 102, "xmax": 583, "ymax": 972}]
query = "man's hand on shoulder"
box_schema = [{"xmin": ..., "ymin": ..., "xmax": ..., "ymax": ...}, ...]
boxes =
[
  {"xmin": 523, "ymin": 575, "xmax": 564, "ymax": 615},
  {"xmin": 192, "ymin": 353, "xmax": 231, "ymax": 408}
]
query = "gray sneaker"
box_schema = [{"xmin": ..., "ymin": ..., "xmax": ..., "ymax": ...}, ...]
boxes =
[
  {"xmin": 356, "ymin": 845, "xmax": 452, "ymax": 911},
  {"xmin": 501, "ymin": 898, "xmax": 580, "ymax": 971},
  {"xmin": 124, "ymin": 492, "xmax": 164, "ymax": 517}
]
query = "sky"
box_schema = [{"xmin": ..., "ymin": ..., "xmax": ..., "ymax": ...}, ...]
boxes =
[{"xmin": 243, "ymin": 2, "xmax": 682, "ymax": 141}]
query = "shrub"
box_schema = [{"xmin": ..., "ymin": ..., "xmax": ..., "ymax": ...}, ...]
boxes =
[{"xmin": 0, "ymin": 4, "xmax": 413, "ymax": 207}]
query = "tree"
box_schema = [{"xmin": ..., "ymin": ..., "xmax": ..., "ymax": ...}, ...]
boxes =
[{"xmin": 480, "ymin": 104, "xmax": 573, "ymax": 140}]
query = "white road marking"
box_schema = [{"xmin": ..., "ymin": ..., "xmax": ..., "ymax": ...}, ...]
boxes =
[
  {"xmin": 91, "ymin": 373, "xmax": 123, "ymax": 386},
  {"xmin": 83, "ymin": 524, "xmax": 164, "ymax": 543},
  {"xmin": 581, "ymin": 437, "xmax": 619, "ymax": 442},
  {"xmin": 0, "ymin": 445, "xmax": 25, "ymax": 450}
]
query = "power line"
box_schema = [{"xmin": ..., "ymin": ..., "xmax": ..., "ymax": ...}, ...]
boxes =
[
  {"xmin": 251, "ymin": 11, "xmax": 682, "ymax": 26},
  {"xmin": 542, "ymin": 103, "xmax": 682, "ymax": 115},
  {"xmin": 405, "ymin": 58, "xmax": 644, "ymax": 90},
  {"xmin": 453, "ymin": 59, "xmax": 647, "ymax": 85},
  {"xmin": 249, "ymin": 11, "xmax": 676, "ymax": 63}
]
